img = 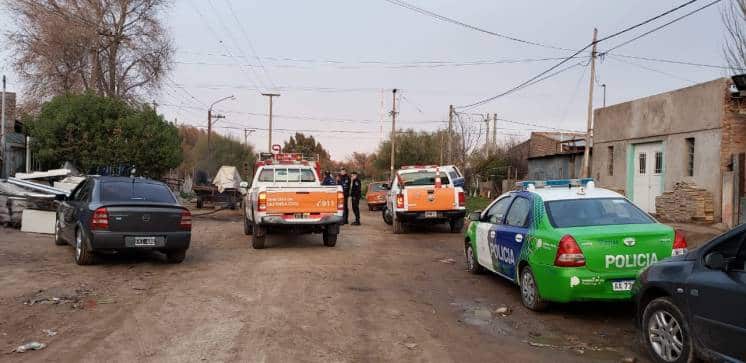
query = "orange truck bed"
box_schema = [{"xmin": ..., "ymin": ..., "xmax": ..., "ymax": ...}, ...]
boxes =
[
  {"xmin": 405, "ymin": 186, "xmax": 458, "ymax": 212},
  {"xmin": 265, "ymin": 189, "xmax": 339, "ymax": 214}
]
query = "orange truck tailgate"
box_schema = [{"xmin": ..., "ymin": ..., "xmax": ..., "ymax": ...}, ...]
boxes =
[
  {"xmin": 405, "ymin": 187, "xmax": 457, "ymax": 211},
  {"xmin": 266, "ymin": 190, "xmax": 338, "ymax": 214}
]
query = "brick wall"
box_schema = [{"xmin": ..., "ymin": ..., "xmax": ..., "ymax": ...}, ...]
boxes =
[
  {"xmin": 722, "ymin": 92, "xmax": 746, "ymax": 172},
  {"xmin": 528, "ymin": 133, "xmax": 560, "ymax": 158},
  {"xmin": 1, "ymin": 92, "xmax": 16, "ymax": 132}
]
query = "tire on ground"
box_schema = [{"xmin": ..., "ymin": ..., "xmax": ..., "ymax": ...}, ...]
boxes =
[
  {"xmin": 449, "ymin": 217, "xmax": 464, "ymax": 233},
  {"xmin": 641, "ymin": 297, "xmax": 695, "ymax": 363},
  {"xmin": 166, "ymin": 249, "xmax": 187, "ymax": 263},
  {"xmin": 519, "ymin": 265, "xmax": 548, "ymax": 311},
  {"xmin": 54, "ymin": 218, "xmax": 66, "ymax": 246},
  {"xmin": 74, "ymin": 227, "xmax": 95, "ymax": 266},
  {"xmin": 465, "ymin": 242, "xmax": 484, "ymax": 274},
  {"xmin": 251, "ymin": 224, "xmax": 266, "ymax": 249},
  {"xmin": 243, "ymin": 216, "xmax": 253, "ymax": 235},
  {"xmin": 323, "ymin": 231, "xmax": 337, "ymax": 247}
]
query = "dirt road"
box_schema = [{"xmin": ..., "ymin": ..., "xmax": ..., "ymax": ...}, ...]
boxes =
[{"xmin": 1, "ymin": 209, "xmax": 648, "ymax": 362}]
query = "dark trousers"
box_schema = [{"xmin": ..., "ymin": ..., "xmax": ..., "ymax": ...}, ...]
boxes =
[
  {"xmin": 343, "ymin": 196, "xmax": 350, "ymax": 223},
  {"xmin": 351, "ymin": 196, "xmax": 360, "ymax": 223}
]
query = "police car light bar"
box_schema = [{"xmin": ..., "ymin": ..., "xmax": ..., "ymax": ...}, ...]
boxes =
[
  {"xmin": 400, "ymin": 165, "xmax": 440, "ymax": 170},
  {"xmin": 516, "ymin": 178, "xmax": 594, "ymax": 189}
]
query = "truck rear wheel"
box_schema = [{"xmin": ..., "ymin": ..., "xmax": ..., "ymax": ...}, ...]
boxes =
[
  {"xmin": 251, "ymin": 224, "xmax": 265, "ymax": 249},
  {"xmin": 382, "ymin": 207, "xmax": 393, "ymax": 225},
  {"xmin": 393, "ymin": 218, "xmax": 404, "ymax": 234},
  {"xmin": 449, "ymin": 217, "xmax": 464, "ymax": 233},
  {"xmin": 323, "ymin": 231, "xmax": 337, "ymax": 247}
]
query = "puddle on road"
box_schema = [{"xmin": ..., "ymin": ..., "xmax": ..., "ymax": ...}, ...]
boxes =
[{"xmin": 450, "ymin": 299, "xmax": 637, "ymax": 363}]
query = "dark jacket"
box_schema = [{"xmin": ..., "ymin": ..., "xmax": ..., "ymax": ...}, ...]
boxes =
[
  {"xmin": 340, "ymin": 174, "xmax": 351, "ymax": 196},
  {"xmin": 322, "ymin": 175, "xmax": 335, "ymax": 185},
  {"xmin": 351, "ymin": 178, "xmax": 362, "ymax": 199}
]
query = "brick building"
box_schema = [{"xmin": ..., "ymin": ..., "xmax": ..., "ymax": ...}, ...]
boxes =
[{"xmin": 591, "ymin": 78, "xmax": 746, "ymax": 226}]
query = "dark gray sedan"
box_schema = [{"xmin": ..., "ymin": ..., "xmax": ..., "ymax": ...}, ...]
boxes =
[{"xmin": 54, "ymin": 176, "xmax": 191, "ymax": 265}]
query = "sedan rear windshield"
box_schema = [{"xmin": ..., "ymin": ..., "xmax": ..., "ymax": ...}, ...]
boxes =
[
  {"xmin": 101, "ymin": 182, "xmax": 176, "ymax": 203},
  {"xmin": 399, "ymin": 171, "xmax": 450, "ymax": 187},
  {"xmin": 368, "ymin": 183, "xmax": 386, "ymax": 192},
  {"xmin": 544, "ymin": 198, "xmax": 653, "ymax": 228}
]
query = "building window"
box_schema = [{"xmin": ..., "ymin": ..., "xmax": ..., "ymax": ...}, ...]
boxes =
[
  {"xmin": 654, "ymin": 151, "xmax": 663, "ymax": 174},
  {"xmin": 639, "ymin": 153, "xmax": 646, "ymax": 174},
  {"xmin": 607, "ymin": 146, "xmax": 614, "ymax": 176},
  {"xmin": 686, "ymin": 138, "xmax": 695, "ymax": 176}
]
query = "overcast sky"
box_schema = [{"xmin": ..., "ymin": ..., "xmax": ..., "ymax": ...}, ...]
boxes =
[{"xmin": 0, "ymin": 0, "xmax": 732, "ymax": 159}]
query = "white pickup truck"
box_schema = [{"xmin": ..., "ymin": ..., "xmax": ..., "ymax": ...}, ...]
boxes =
[{"xmin": 241, "ymin": 162, "xmax": 343, "ymax": 249}]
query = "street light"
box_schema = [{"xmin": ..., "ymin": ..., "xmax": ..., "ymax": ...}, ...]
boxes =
[{"xmin": 207, "ymin": 95, "xmax": 235, "ymax": 171}]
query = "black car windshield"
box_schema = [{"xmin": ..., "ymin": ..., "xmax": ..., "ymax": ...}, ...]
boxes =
[
  {"xmin": 101, "ymin": 181, "xmax": 176, "ymax": 203},
  {"xmin": 399, "ymin": 171, "xmax": 450, "ymax": 186},
  {"xmin": 545, "ymin": 198, "xmax": 653, "ymax": 228}
]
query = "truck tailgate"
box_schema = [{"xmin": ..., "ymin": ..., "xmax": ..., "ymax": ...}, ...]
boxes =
[
  {"xmin": 405, "ymin": 187, "xmax": 457, "ymax": 211},
  {"xmin": 265, "ymin": 188, "xmax": 339, "ymax": 214}
]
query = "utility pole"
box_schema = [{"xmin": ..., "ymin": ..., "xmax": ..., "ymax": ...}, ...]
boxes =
[
  {"xmin": 152, "ymin": 100, "xmax": 158, "ymax": 113},
  {"xmin": 1, "ymin": 75, "xmax": 6, "ymax": 179},
  {"xmin": 582, "ymin": 28, "xmax": 598, "ymax": 179},
  {"xmin": 244, "ymin": 128, "xmax": 256, "ymax": 145},
  {"xmin": 448, "ymin": 105, "xmax": 454, "ymax": 164},
  {"xmin": 207, "ymin": 95, "xmax": 234, "ymax": 173},
  {"xmin": 389, "ymin": 89, "xmax": 398, "ymax": 176},
  {"xmin": 601, "ymin": 84, "xmax": 607, "ymax": 107},
  {"xmin": 261, "ymin": 93, "xmax": 280, "ymax": 151},
  {"xmin": 439, "ymin": 131, "xmax": 444, "ymax": 165},
  {"xmin": 492, "ymin": 113, "xmax": 497, "ymax": 150},
  {"xmin": 484, "ymin": 113, "xmax": 490, "ymax": 147}
]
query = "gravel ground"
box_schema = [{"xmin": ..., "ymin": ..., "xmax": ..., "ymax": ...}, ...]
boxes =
[{"xmin": 0, "ymin": 208, "xmax": 691, "ymax": 362}]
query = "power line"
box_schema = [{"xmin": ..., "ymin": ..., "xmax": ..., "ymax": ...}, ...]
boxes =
[
  {"xmin": 380, "ymin": 0, "xmax": 573, "ymax": 51},
  {"xmin": 609, "ymin": 56, "xmax": 697, "ymax": 84},
  {"xmin": 456, "ymin": 0, "xmax": 702, "ymax": 110},
  {"xmin": 610, "ymin": 53, "xmax": 740, "ymax": 71},
  {"xmin": 603, "ymin": 0, "xmax": 721, "ymax": 54},
  {"xmin": 222, "ymin": 0, "xmax": 277, "ymax": 89}
]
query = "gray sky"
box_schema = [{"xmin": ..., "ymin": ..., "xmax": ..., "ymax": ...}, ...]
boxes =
[{"xmin": 0, "ymin": 0, "xmax": 732, "ymax": 159}]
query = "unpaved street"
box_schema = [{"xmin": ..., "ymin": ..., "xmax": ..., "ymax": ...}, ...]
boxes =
[{"xmin": 2, "ymin": 209, "xmax": 648, "ymax": 362}]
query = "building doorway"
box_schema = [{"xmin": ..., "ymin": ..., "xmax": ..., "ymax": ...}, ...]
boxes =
[{"xmin": 632, "ymin": 142, "xmax": 664, "ymax": 213}]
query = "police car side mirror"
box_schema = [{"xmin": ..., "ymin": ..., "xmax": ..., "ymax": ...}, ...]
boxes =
[
  {"xmin": 704, "ymin": 251, "xmax": 726, "ymax": 270},
  {"xmin": 468, "ymin": 211, "xmax": 482, "ymax": 222}
]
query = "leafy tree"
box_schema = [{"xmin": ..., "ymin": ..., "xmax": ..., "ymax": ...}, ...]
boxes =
[
  {"xmin": 179, "ymin": 126, "xmax": 256, "ymax": 179},
  {"xmin": 27, "ymin": 92, "xmax": 181, "ymax": 176},
  {"xmin": 282, "ymin": 132, "xmax": 332, "ymax": 170},
  {"xmin": 371, "ymin": 129, "xmax": 446, "ymax": 175}
]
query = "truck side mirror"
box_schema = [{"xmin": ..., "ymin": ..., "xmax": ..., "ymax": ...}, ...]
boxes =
[
  {"xmin": 704, "ymin": 251, "xmax": 725, "ymax": 270},
  {"xmin": 468, "ymin": 211, "xmax": 482, "ymax": 221},
  {"xmin": 382, "ymin": 183, "xmax": 390, "ymax": 190},
  {"xmin": 239, "ymin": 181, "xmax": 249, "ymax": 189}
]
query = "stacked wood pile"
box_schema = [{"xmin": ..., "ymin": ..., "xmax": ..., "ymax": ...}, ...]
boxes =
[{"xmin": 655, "ymin": 182, "xmax": 715, "ymax": 223}]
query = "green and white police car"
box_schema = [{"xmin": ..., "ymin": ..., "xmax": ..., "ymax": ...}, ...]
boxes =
[{"xmin": 464, "ymin": 179, "xmax": 687, "ymax": 311}]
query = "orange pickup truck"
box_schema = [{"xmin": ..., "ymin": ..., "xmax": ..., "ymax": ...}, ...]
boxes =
[
  {"xmin": 382, "ymin": 165, "xmax": 466, "ymax": 234},
  {"xmin": 242, "ymin": 159, "xmax": 344, "ymax": 249}
]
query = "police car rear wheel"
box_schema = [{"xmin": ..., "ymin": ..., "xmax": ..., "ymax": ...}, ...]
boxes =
[{"xmin": 520, "ymin": 266, "xmax": 548, "ymax": 311}]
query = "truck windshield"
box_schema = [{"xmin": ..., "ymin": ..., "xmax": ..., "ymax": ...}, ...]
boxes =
[
  {"xmin": 399, "ymin": 171, "xmax": 450, "ymax": 187},
  {"xmin": 257, "ymin": 168, "xmax": 316, "ymax": 183},
  {"xmin": 544, "ymin": 198, "xmax": 654, "ymax": 228}
]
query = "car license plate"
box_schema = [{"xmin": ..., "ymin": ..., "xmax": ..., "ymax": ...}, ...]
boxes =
[
  {"xmin": 134, "ymin": 237, "xmax": 156, "ymax": 247},
  {"xmin": 425, "ymin": 211, "xmax": 438, "ymax": 218},
  {"xmin": 293, "ymin": 213, "xmax": 308, "ymax": 219},
  {"xmin": 612, "ymin": 280, "xmax": 634, "ymax": 291}
]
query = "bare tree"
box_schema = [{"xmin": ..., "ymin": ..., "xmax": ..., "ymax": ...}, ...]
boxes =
[
  {"xmin": 5, "ymin": 0, "xmax": 173, "ymax": 103},
  {"xmin": 723, "ymin": 0, "xmax": 746, "ymax": 73}
]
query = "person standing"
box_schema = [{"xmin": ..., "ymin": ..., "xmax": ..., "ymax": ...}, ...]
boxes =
[
  {"xmin": 321, "ymin": 171, "xmax": 335, "ymax": 185},
  {"xmin": 339, "ymin": 168, "xmax": 351, "ymax": 224},
  {"xmin": 350, "ymin": 171, "xmax": 362, "ymax": 225}
]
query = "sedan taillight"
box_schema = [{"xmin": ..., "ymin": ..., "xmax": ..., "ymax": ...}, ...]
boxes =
[
  {"xmin": 91, "ymin": 207, "xmax": 109, "ymax": 230},
  {"xmin": 180, "ymin": 209, "xmax": 192, "ymax": 231}
]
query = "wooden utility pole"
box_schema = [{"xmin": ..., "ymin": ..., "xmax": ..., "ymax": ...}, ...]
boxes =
[
  {"xmin": 492, "ymin": 113, "xmax": 497, "ymax": 150},
  {"xmin": 244, "ymin": 128, "xmax": 255, "ymax": 145},
  {"xmin": 582, "ymin": 28, "xmax": 598, "ymax": 179},
  {"xmin": 390, "ymin": 89, "xmax": 398, "ymax": 176},
  {"xmin": 261, "ymin": 93, "xmax": 280, "ymax": 152},
  {"xmin": 207, "ymin": 95, "xmax": 234, "ymax": 172},
  {"xmin": 1, "ymin": 75, "xmax": 5, "ymax": 178},
  {"xmin": 448, "ymin": 105, "xmax": 454, "ymax": 164},
  {"xmin": 484, "ymin": 113, "xmax": 490, "ymax": 147}
]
